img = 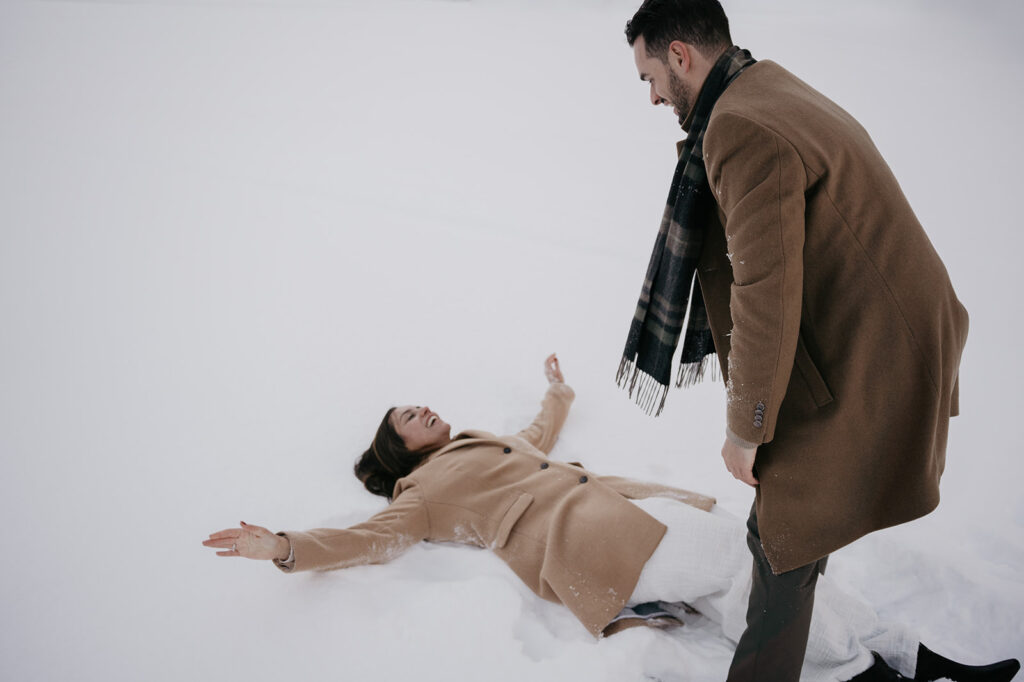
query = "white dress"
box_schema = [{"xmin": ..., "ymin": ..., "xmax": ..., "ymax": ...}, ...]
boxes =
[{"xmin": 627, "ymin": 497, "xmax": 919, "ymax": 681}]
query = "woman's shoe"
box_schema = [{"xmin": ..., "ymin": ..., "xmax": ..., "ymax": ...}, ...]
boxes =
[
  {"xmin": 916, "ymin": 643, "xmax": 1021, "ymax": 682},
  {"xmin": 849, "ymin": 653, "xmax": 909, "ymax": 681}
]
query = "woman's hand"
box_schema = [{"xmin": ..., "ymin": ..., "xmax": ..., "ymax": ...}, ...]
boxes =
[
  {"xmin": 203, "ymin": 521, "xmax": 291, "ymax": 561},
  {"xmin": 544, "ymin": 353, "xmax": 564, "ymax": 384}
]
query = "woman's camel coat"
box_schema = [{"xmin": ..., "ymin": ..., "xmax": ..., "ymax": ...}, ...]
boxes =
[{"xmin": 276, "ymin": 383, "xmax": 715, "ymax": 638}]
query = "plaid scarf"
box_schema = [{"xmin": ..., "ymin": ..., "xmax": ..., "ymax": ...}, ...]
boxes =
[{"xmin": 617, "ymin": 46, "xmax": 757, "ymax": 416}]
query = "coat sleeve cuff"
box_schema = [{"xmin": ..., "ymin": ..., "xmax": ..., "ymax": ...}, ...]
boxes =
[
  {"xmin": 272, "ymin": 532, "xmax": 296, "ymax": 572},
  {"xmin": 725, "ymin": 426, "xmax": 759, "ymax": 450}
]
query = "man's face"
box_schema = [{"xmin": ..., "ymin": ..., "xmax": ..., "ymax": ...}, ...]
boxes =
[{"xmin": 633, "ymin": 36, "xmax": 695, "ymax": 128}]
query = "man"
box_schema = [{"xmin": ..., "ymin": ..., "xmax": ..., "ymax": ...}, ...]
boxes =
[{"xmin": 616, "ymin": 1, "xmax": 1013, "ymax": 680}]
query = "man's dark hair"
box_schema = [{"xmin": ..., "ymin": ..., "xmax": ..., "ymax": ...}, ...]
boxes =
[{"xmin": 625, "ymin": 0, "xmax": 732, "ymax": 60}]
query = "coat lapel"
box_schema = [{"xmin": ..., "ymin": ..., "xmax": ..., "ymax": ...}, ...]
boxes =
[{"xmin": 427, "ymin": 430, "xmax": 506, "ymax": 459}]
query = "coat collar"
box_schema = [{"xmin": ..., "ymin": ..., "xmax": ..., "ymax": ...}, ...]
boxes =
[{"xmin": 426, "ymin": 429, "xmax": 506, "ymax": 459}]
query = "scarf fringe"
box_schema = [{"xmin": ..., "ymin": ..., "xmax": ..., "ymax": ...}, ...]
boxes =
[
  {"xmin": 675, "ymin": 354, "xmax": 719, "ymax": 389},
  {"xmin": 616, "ymin": 357, "xmax": 671, "ymax": 417},
  {"xmin": 617, "ymin": 354, "xmax": 720, "ymax": 417}
]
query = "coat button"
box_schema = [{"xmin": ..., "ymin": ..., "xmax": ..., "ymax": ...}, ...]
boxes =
[
  {"xmin": 578, "ymin": 475, "xmax": 588, "ymax": 484},
  {"xmin": 540, "ymin": 462, "xmax": 549, "ymax": 469},
  {"xmin": 756, "ymin": 401, "xmax": 765, "ymax": 410},
  {"xmin": 754, "ymin": 419, "xmax": 763, "ymax": 428},
  {"xmin": 503, "ymin": 447, "xmax": 511, "ymax": 454}
]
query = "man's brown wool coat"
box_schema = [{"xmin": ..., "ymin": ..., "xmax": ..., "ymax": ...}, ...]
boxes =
[{"xmin": 696, "ymin": 60, "xmax": 968, "ymax": 573}]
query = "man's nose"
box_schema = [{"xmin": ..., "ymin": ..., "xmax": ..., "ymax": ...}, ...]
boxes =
[{"xmin": 650, "ymin": 84, "xmax": 663, "ymax": 106}]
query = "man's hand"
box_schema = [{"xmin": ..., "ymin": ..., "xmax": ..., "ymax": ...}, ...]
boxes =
[
  {"xmin": 721, "ymin": 438, "xmax": 759, "ymax": 487},
  {"xmin": 203, "ymin": 521, "xmax": 291, "ymax": 561}
]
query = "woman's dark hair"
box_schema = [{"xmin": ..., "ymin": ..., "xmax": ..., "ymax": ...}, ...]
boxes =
[
  {"xmin": 353, "ymin": 407, "xmax": 433, "ymax": 500},
  {"xmin": 625, "ymin": 0, "xmax": 732, "ymax": 60}
]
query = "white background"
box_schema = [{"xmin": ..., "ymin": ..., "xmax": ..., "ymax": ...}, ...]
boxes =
[{"xmin": 2, "ymin": 0, "xmax": 1021, "ymax": 679}]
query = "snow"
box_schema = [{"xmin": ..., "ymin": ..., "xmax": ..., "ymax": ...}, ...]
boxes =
[{"xmin": 1, "ymin": 0, "xmax": 1022, "ymax": 680}]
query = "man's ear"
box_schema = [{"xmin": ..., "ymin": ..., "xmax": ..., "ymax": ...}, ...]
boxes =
[{"xmin": 667, "ymin": 40, "xmax": 691, "ymax": 73}]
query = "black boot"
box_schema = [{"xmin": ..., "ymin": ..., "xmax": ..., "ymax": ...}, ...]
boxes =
[
  {"xmin": 849, "ymin": 652, "xmax": 910, "ymax": 681},
  {"xmin": 916, "ymin": 643, "xmax": 1021, "ymax": 682}
]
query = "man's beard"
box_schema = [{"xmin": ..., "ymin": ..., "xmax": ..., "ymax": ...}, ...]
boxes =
[{"xmin": 667, "ymin": 68, "xmax": 696, "ymax": 128}]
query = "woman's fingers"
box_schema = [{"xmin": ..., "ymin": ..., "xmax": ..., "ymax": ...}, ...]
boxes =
[
  {"xmin": 552, "ymin": 357, "xmax": 563, "ymax": 382},
  {"xmin": 544, "ymin": 353, "xmax": 564, "ymax": 383},
  {"xmin": 205, "ymin": 531, "xmax": 243, "ymax": 557},
  {"xmin": 203, "ymin": 537, "xmax": 236, "ymax": 549},
  {"xmin": 203, "ymin": 535, "xmax": 234, "ymax": 545},
  {"xmin": 203, "ymin": 527, "xmax": 243, "ymax": 553},
  {"xmin": 207, "ymin": 528, "xmax": 241, "ymax": 540},
  {"xmin": 241, "ymin": 521, "xmax": 269, "ymax": 536}
]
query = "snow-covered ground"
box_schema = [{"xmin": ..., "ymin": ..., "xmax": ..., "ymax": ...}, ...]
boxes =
[{"xmin": 2, "ymin": 0, "xmax": 1022, "ymax": 679}]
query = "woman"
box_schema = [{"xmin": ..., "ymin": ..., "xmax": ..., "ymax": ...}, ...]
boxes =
[{"xmin": 203, "ymin": 355, "xmax": 1017, "ymax": 682}]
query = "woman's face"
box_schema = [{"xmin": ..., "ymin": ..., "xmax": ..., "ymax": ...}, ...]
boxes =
[{"xmin": 390, "ymin": 405, "xmax": 451, "ymax": 452}]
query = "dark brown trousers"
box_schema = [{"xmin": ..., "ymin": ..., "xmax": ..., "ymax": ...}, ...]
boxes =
[{"xmin": 727, "ymin": 503, "xmax": 829, "ymax": 682}]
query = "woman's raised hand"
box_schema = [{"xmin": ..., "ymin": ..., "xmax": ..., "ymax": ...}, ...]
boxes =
[
  {"xmin": 203, "ymin": 521, "xmax": 291, "ymax": 561},
  {"xmin": 544, "ymin": 353, "xmax": 565, "ymax": 384}
]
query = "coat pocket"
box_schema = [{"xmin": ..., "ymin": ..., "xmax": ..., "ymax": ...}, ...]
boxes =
[
  {"xmin": 794, "ymin": 335, "xmax": 834, "ymax": 408},
  {"xmin": 493, "ymin": 493, "xmax": 534, "ymax": 549}
]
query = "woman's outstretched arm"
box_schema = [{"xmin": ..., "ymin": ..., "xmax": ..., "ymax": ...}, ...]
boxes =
[
  {"xmin": 202, "ymin": 484, "xmax": 430, "ymax": 572},
  {"xmin": 515, "ymin": 353, "xmax": 576, "ymax": 455}
]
